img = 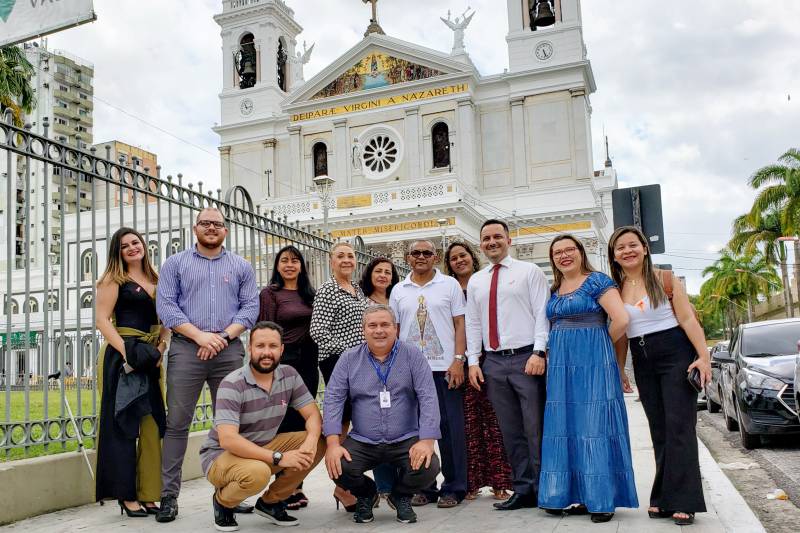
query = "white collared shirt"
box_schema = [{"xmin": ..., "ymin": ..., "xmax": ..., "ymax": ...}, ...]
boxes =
[
  {"xmin": 465, "ymin": 254, "xmax": 550, "ymax": 365},
  {"xmin": 390, "ymin": 269, "xmax": 465, "ymax": 371}
]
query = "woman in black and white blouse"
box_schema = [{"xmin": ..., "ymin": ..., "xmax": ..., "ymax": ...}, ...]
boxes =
[{"xmin": 309, "ymin": 241, "xmax": 368, "ymax": 511}]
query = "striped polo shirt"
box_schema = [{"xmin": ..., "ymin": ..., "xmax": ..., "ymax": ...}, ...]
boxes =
[{"xmin": 199, "ymin": 363, "xmax": 314, "ymax": 475}]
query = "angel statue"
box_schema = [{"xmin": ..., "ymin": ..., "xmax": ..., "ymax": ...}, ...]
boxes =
[
  {"xmin": 352, "ymin": 138, "xmax": 362, "ymax": 171},
  {"xmin": 440, "ymin": 7, "xmax": 475, "ymax": 55},
  {"xmin": 290, "ymin": 41, "xmax": 315, "ymax": 86}
]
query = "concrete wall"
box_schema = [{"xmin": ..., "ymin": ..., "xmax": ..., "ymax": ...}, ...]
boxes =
[{"xmin": 0, "ymin": 431, "xmax": 208, "ymax": 525}]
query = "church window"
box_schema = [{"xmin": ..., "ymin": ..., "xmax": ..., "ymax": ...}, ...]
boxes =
[
  {"xmin": 236, "ymin": 33, "xmax": 257, "ymax": 89},
  {"xmin": 80, "ymin": 249, "xmax": 95, "ymax": 282},
  {"xmin": 431, "ymin": 122, "xmax": 451, "ymax": 169},
  {"xmin": 80, "ymin": 291, "xmax": 93, "ymax": 309},
  {"xmin": 277, "ymin": 38, "xmax": 288, "ymax": 92},
  {"xmin": 148, "ymin": 240, "xmax": 161, "ymax": 267},
  {"xmin": 312, "ymin": 142, "xmax": 328, "ymax": 177},
  {"xmin": 360, "ymin": 126, "xmax": 404, "ymax": 181}
]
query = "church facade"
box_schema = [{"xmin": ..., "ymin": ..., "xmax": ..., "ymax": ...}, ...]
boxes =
[{"xmin": 213, "ymin": 0, "xmax": 617, "ymax": 275}]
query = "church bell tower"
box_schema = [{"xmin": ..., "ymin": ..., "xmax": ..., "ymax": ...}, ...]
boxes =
[
  {"xmin": 506, "ymin": 0, "xmax": 586, "ymax": 73},
  {"xmin": 214, "ymin": 0, "xmax": 303, "ymax": 126}
]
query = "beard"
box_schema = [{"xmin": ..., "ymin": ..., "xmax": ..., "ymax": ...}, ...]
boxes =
[
  {"xmin": 250, "ymin": 357, "xmax": 278, "ymax": 374},
  {"xmin": 196, "ymin": 231, "xmax": 224, "ymax": 248}
]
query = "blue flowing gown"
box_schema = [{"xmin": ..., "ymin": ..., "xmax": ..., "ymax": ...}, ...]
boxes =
[{"xmin": 538, "ymin": 272, "xmax": 638, "ymax": 512}]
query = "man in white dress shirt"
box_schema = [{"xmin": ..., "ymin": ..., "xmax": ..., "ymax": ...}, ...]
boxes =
[
  {"xmin": 390, "ymin": 239, "xmax": 468, "ymax": 508},
  {"xmin": 465, "ymin": 219, "xmax": 550, "ymax": 510}
]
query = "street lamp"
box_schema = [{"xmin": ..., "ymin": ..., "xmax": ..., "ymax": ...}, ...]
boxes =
[{"xmin": 312, "ymin": 175, "xmax": 335, "ymax": 239}]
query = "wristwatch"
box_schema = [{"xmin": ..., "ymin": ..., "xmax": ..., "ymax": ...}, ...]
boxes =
[
  {"xmin": 219, "ymin": 331, "xmax": 231, "ymax": 342},
  {"xmin": 454, "ymin": 354, "xmax": 467, "ymax": 363},
  {"xmin": 272, "ymin": 451, "xmax": 283, "ymax": 466},
  {"xmin": 532, "ymin": 350, "xmax": 546, "ymax": 357}
]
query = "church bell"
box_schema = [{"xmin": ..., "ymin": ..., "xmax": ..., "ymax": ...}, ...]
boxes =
[{"xmin": 533, "ymin": 0, "xmax": 556, "ymax": 29}]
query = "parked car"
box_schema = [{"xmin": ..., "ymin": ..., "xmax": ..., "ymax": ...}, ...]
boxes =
[
  {"xmin": 717, "ymin": 318, "xmax": 800, "ymax": 449},
  {"xmin": 795, "ymin": 354, "xmax": 800, "ymax": 423},
  {"xmin": 705, "ymin": 341, "xmax": 730, "ymax": 413}
]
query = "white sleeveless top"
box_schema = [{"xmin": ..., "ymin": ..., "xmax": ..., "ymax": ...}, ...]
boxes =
[{"xmin": 625, "ymin": 296, "xmax": 679, "ymax": 338}]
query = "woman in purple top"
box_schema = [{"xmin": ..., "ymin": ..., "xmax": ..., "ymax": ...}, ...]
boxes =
[{"xmin": 258, "ymin": 245, "xmax": 318, "ymax": 509}]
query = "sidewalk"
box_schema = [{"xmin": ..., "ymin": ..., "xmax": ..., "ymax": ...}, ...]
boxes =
[{"xmin": 0, "ymin": 396, "xmax": 764, "ymax": 532}]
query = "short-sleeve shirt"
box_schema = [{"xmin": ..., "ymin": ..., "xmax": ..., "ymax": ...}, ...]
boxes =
[
  {"xmin": 390, "ymin": 269, "xmax": 465, "ymax": 371},
  {"xmin": 199, "ymin": 363, "xmax": 315, "ymax": 475}
]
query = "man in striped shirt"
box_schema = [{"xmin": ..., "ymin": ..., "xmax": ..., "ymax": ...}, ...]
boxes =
[
  {"xmin": 155, "ymin": 207, "xmax": 260, "ymax": 523},
  {"xmin": 201, "ymin": 321, "xmax": 324, "ymax": 530}
]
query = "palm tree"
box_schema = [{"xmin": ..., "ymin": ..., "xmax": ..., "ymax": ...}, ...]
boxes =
[
  {"xmin": 747, "ymin": 148, "xmax": 800, "ymax": 307},
  {"xmin": 729, "ymin": 209, "xmax": 793, "ymax": 317},
  {"xmin": 0, "ymin": 45, "xmax": 36, "ymax": 126}
]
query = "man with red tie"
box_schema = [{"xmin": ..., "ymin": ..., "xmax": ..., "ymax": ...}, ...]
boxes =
[{"xmin": 465, "ymin": 219, "xmax": 550, "ymax": 511}]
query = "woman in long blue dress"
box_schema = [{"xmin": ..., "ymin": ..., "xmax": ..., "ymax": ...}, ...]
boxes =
[{"xmin": 539, "ymin": 235, "xmax": 638, "ymax": 523}]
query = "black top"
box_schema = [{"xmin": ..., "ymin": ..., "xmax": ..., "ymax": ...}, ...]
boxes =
[{"xmin": 114, "ymin": 281, "xmax": 158, "ymax": 332}]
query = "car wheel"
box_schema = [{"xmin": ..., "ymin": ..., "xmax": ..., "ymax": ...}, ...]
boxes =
[
  {"xmin": 735, "ymin": 401, "xmax": 760, "ymax": 449},
  {"xmin": 706, "ymin": 392, "xmax": 721, "ymax": 414},
  {"xmin": 724, "ymin": 393, "xmax": 739, "ymax": 431}
]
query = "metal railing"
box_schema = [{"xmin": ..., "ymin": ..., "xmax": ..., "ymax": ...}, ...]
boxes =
[{"xmin": 0, "ymin": 111, "xmax": 405, "ymax": 458}]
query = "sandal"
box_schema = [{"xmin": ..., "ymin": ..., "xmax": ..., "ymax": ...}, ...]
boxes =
[
  {"xmin": 411, "ymin": 493, "xmax": 433, "ymax": 506},
  {"xmin": 465, "ymin": 490, "xmax": 480, "ymax": 500},
  {"xmin": 437, "ymin": 494, "xmax": 459, "ymax": 508},
  {"xmin": 673, "ymin": 512, "xmax": 695, "ymax": 526},
  {"xmin": 284, "ymin": 493, "xmax": 302, "ymax": 510},
  {"xmin": 492, "ymin": 489, "xmax": 510, "ymax": 500},
  {"xmin": 648, "ymin": 507, "xmax": 673, "ymax": 519},
  {"xmin": 295, "ymin": 491, "xmax": 309, "ymax": 508}
]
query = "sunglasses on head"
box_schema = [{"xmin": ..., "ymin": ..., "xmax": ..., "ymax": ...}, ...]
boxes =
[{"xmin": 409, "ymin": 250, "xmax": 435, "ymax": 258}]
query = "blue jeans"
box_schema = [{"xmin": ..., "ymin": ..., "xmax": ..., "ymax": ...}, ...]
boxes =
[{"xmin": 373, "ymin": 463, "xmax": 396, "ymax": 493}]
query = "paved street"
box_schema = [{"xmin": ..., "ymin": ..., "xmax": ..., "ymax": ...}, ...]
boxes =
[{"xmin": 1, "ymin": 396, "xmax": 763, "ymax": 533}]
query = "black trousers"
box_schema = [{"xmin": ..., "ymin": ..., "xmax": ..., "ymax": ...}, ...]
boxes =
[
  {"xmin": 277, "ymin": 337, "xmax": 319, "ymax": 434},
  {"xmin": 631, "ymin": 326, "xmax": 707, "ymax": 513},
  {"xmin": 482, "ymin": 350, "xmax": 546, "ymax": 497},
  {"xmin": 334, "ymin": 436, "xmax": 440, "ymax": 498}
]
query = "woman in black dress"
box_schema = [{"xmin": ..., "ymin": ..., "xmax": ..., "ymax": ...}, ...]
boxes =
[
  {"xmin": 259, "ymin": 245, "xmax": 318, "ymax": 509},
  {"xmin": 95, "ymin": 227, "xmax": 169, "ymax": 516}
]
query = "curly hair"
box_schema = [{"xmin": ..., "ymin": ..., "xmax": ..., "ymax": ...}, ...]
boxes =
[{"xmin": 444, "ymin": 241, "xmax": 481, "ymax": 278}]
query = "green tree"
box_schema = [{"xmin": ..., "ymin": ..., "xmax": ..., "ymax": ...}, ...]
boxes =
[{"xmin": 0, "ymin": 45, "xmax": 35, "ymax": 126}]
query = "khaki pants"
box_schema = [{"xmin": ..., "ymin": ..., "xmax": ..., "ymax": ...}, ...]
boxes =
[{"xmin": 207, "ymin": 432, "xmax": 326, "ymax": 509}]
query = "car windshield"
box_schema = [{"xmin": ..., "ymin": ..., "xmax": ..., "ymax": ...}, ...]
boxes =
[{"xmin": 742, "ymin": 322, "xmax": 800, "ymax": 357}]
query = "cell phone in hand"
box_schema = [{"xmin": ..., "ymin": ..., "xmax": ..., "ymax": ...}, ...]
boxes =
[{"xmin": 687, "ymin": 367, "xmax": 703, "ymax": 393}]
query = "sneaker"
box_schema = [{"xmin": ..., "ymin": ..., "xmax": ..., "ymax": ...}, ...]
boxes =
[
  {"xmin": 254, "ymin": 498, "xmax": 299, "ymax": 527},
  {"xmin": 212, "ymin": 494, "xmax": 239, "ymax": 532},
  {"xmin": 388, "ymin": 494, "xmax": 417, "ymax": 524},
  {"xmin": 155, "ymin": 495, "xmax": 178, "ymax": 523},
  {"xmin": 353, "ymin": 495, "xmax": 376, "ymax": 523}
]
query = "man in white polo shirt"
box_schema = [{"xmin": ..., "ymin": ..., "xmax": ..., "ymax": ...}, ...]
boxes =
[{"xmin": 390, "ymin": 239, "xmax": 467, "ymax": 509}]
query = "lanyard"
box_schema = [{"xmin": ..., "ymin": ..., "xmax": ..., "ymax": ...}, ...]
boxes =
[{"xmin": 369, "ymin": 342, "xmax": 398, "ymax": 390}]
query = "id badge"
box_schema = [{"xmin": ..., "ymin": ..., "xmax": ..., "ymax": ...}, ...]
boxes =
[{"xmin": 379, "ymin": 389, "xmax": 391, "ymax": 408}]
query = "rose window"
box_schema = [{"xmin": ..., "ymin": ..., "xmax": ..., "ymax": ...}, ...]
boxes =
[{"xmin": 359, "ymin": 127, "xmax": 403, "ymax": 180}]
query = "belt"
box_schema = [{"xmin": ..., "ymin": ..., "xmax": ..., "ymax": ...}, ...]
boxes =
[
  {"xmin": 171, "ymin": 332, "xmax": 240, "ymax": 344},
  {"xmin": 486, "ymin": 344, "xmax": 535, "ymax": 357}
]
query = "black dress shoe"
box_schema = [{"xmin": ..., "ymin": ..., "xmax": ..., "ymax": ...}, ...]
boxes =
[
  {"xmin": 233, "ymin": 503, "xmax": 254, "ymax": 514},
  {"xmin": 156, "ymin": 495, "xmax": 178, "ymax": 523},
  {"xmin": 493, "ymin": 492, "xmax": 537, "ymax": 511}
]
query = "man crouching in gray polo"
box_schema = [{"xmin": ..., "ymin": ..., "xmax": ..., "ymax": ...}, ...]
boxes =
[{"xmin": 155, "ymin": 207, "xmax": 259, "ymax": 523}]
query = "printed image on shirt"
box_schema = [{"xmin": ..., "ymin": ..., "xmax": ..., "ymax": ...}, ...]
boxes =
[{"xmin": 408, "ymin": 295, "xmax": 444, "ymax": 361}]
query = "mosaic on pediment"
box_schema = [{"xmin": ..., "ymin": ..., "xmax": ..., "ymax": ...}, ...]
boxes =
[{"xmin": 311, "ymin": 52, "xmax": 445, "ymax": 100}]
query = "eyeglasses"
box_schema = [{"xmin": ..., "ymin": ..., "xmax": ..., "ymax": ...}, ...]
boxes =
[
  {"xmin": 552, "ymin": 246, "xmax": 579, "ymax": 259},
  {"xmin": 409, "ymin": 250, "xmax": 435, "ymax": 258},
  {"xmin": 197, "ymin": 220, "xmax": 226, "ymax": 229}
]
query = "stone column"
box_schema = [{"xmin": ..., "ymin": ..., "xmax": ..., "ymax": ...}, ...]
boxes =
[
  {"xmin": 457, "ymin": 98, "xmax": 476, "ymax": 188},
  {"xmin": 333, "ymin": 118, "xmax": 349, "ymax": 188},
  {"xmin": 404, "ymin": 106, "xmax": 422, "ymax": 179},
  {"xmin": 569, "ymin": 88, "xmax": 591, "ymax": 180},
  {"xmin": 510, "ymin": 97, "xmax": 528, "ymax": 189},
  {"xmin": 262, "ymin": 138, "xmax": 276, "ymax": 198},
  {"xmin": 288, "ymin": 125, "xmax": 303, "ymax": 195},
  {"xmin": 507, "ymin": 0, "xmax": 524, "ymax": 32},
  {"xmin": 219, "ymin": 146, "xmax": 232, "ymax": 191}
]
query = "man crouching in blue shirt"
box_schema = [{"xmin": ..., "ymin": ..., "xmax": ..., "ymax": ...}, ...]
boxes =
[{"xmin": 323, "ymin": 304, "xmax": 441, "ymax": 524}]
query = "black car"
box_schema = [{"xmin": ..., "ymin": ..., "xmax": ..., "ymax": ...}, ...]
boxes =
[
  {"xmin": 717, "ymin": 319, "xmax": 800, "ymax": 449},
  {"xmin": 795, "ymin": 355, "xmax": 800, "ymax": 423},
  {"xmin": 705, "ymin": 341, "xmax": 730, "ymax": 413}
]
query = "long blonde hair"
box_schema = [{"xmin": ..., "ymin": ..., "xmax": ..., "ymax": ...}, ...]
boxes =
[
  {"xmin": 98, "ymin": 227, "xmax": 159, "ymax": 286},
  {"xmin": 608, "ymin": 226, "xmax": 667, "ymax": 308}
]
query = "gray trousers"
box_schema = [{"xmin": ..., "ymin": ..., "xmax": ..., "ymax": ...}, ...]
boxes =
[
  {"xmin": 483, "ymin": 350, "xmax": 546, "ymax": 497},
  {"xmin": 161, "ymin": 337, "xmax": 245, "ymax": 498}
]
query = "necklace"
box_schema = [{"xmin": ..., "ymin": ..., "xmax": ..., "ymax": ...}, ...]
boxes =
[{"xmin": 628, "ymin": 277, "xmax": 642, "ymax": 287}]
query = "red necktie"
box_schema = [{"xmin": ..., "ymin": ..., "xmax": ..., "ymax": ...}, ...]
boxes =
[{"xmin": 489, "ymin": 263, "xmax": 501, "ymax": 350}]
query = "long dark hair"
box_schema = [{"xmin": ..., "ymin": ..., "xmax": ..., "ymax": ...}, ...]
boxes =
[
  {"xmin": 548, "ymin": 234, "xmax": 596, "ymax": 292},
  {"xmin": 608, "ymin": 226, "xmax": 667, "ymax": 308},
  {"xmin": 444, "ymin": 241, "xmax": 481, "ymax": 278},
  {"xmin": 360, "ymin": 257, "xmax": 400, "ymax": 299},
  {"xmin": 99, "ymin": 227, "xmax": 159, "ymax": 286},
  {"xmin": 269, "ymin": 245, "xmax": 316, "ymax": 306}
]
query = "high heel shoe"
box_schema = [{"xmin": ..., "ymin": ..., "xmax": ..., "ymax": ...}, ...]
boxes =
[
  {"xmin": 118, "ymin": 500, "xmax": 148, "ymax": 517},
  {"xmin": 334, "ymin": 495, "xmax": 357, "ymax": 513}
]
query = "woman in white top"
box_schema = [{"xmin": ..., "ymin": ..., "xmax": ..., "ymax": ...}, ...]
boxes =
[{"xmin": 609, "ymin": 226, "xmax": 712, "ymax": 526}]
